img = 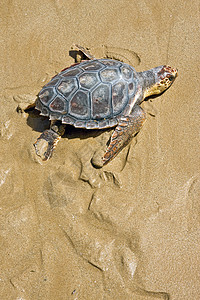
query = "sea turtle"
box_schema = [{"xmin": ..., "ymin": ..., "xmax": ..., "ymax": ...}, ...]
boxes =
[{"xmin": 33, "ymin": 45, "xmax": 178, "ymax": 166}]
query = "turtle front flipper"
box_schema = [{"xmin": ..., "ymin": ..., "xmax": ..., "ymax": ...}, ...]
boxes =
[
  {"xmin": 103, "ymin": 106, "xmax": 146, "ymax": 165},
  {"xmin": 34, "ymin": 122, "xmax": 66, "ymax": 161},
  {"xmin": 74, "ymin": 44, "xmax": 96, "ymax": 60}
]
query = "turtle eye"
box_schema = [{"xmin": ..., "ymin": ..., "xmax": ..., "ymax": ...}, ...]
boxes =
[{"xmin": 169, "ymin": 75, "xmax": 174, "ymax": 81}]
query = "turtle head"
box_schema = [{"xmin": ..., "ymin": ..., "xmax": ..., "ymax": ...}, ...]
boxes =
[{"xmin": 142, "ymin": 65, "xmax": 178, "ymax": 99}]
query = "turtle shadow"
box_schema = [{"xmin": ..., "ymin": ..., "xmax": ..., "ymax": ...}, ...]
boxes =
[
  {"xmin": 65, "ymin": 126, "xmax": 111, "ymax": 141},
  {"xmin": 25, "ymin": 107, "xmax": 111, "ymax": 140}
]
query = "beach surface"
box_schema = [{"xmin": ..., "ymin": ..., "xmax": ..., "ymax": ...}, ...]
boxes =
[{"xmin": 0, "ymin": 1, "xmax": 199, "ymax": 299}]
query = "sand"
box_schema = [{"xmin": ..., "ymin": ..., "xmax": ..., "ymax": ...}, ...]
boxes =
[{"xmin": 0, "ymin": 0, "xmax": 199, "ymax": 299}]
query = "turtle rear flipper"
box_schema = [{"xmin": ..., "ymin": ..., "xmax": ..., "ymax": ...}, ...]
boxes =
[{"xmin": 34, "ymin": 124, "xmax": 65, "ymax": 161}]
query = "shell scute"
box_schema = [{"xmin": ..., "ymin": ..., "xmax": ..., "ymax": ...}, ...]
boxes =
[
  {"xmin": 40, "ymin": 106, "xmax": 49, "ymax": 116},
  {"xmin": 39, "ymin": 88, "xmax": 55, "ymax": 105},
  {"xmin": 121, "ymin": 65, "xmax": 133, "ymax": 80},
  {"xmin": 45, "ymin": 78, "xmax": 60, "ymax": 87},
  {"xmin": 57, "ymin": 78, "xmax": 78, "ymax": 99},
  {"xmin": 128, "ymin": 82, "xmax": 134, "ymax": 94},
  {"xmin": 49, "ymin": 96, "xmax": 66, "ymax": 113},
  {"xmin": 74, "ymin": 120, "xmax": 87, "ymax": 128},
  {"xmin": 92, "ymin": 84, "xmax": 111, "ymax": 119},
  {"xmin": 100, "ymin": 68, "xmax": 119, "ymax": 83},
  {"xmin": 101, "ymin": 59, "xmax": 122, "ymax": 67},
  {"xmin": 112, "ymin": 81, "xmax": 128, "ymax": 114},
  {"xmin": 86, "ymin": 120, "xmax": 99, "ymax": 129},
  {"xmin": 81, "ymin": 61, "xmax": 104, "ymax": 71},
  {"xmin": 62, "ymin": 115, "xmax": 75, "ymax": 125},
  {"xmin": 69, "ymin": 90, "xmax": 90, "ymax": 118},
  {"xmin": 61, "ymin": 67, "xmax": 82, "ymax": 77},
  {"xmin": 79, "ymin": 72, "xmax": 99, "ymax": 89}
]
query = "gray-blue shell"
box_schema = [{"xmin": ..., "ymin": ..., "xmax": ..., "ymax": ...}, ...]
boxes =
[{"xmin": 36, "ymin": 59, "xmax": 139, "ymax": 129}]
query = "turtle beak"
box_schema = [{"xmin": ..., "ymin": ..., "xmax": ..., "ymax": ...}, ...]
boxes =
[
  {"xmin": 170, "ymin": 67, "xmax": 178, "ymax": 79},
  {"xmin": 160, "ymin": 65, "xmax": 178, "ymax": 82},
  {"xmin": 173, "ymin": 68, "xmax": 178, "ymax": 78}
]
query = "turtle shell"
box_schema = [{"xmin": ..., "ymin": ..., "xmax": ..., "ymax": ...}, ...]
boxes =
[{"xmin": 36, "ymin": 59, "xmax": 139, "ymax": 129}]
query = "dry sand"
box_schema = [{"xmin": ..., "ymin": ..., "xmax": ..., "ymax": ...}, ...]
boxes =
[{"xmin": 0, "ymin": 1, "xmax": 200, "ymax": 299}]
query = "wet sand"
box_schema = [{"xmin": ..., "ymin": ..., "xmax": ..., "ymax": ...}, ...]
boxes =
[{"xmin": 0, "ymin": 1, "xmax": 200, "ymax": 299}]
